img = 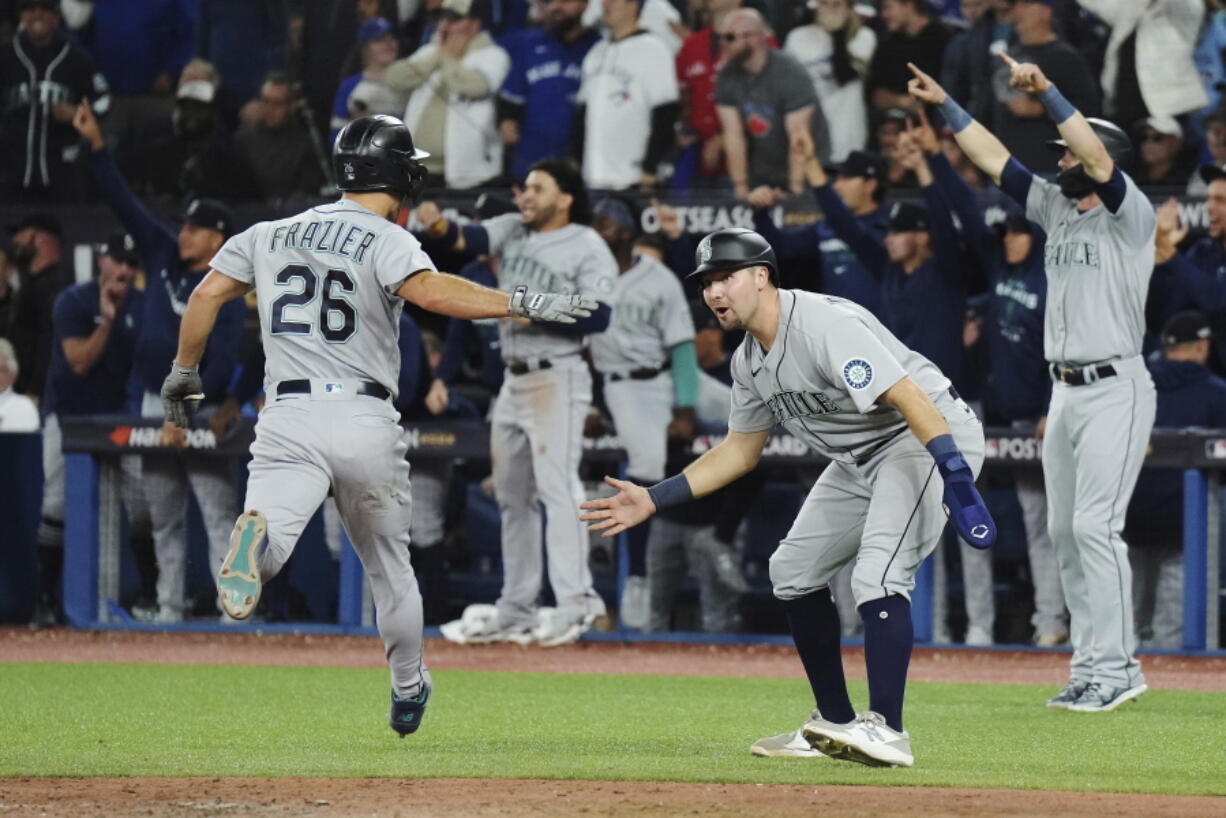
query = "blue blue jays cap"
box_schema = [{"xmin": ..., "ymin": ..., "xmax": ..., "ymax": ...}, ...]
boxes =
[{"xmin": 358, "ymin": 17, "xmax": 394, "ymax": 44}]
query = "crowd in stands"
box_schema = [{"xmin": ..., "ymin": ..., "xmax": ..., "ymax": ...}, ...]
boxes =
[{"xmin": 2, "ymin": 0, "xmax": 1226, "ymax": 644}]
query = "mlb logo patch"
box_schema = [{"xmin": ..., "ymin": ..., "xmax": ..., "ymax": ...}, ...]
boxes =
[{"xmin": 325, "ymin": 382, "xmax": 345, "ymax": 393}]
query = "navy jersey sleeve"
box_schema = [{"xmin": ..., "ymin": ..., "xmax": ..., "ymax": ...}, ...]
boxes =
[
  {"xmin": 85, "ymin": 148, "xmax": 176, "ymax": 259},
  {"xmin": 811, "ymin": 184, "xmax": 886, "ymax": 274}
]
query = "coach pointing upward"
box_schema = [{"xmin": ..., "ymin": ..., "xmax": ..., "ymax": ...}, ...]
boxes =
[{"xmin": 908, "ymin": 56, "xmax": 1155, "ymax": 712}]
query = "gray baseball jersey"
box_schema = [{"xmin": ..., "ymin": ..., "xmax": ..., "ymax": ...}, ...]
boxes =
[
  {"xmin": 211, "ymin": 201, "xmax": 436, "ymax": 398},
  {"xmin": 210, "ymin": 199, "xmax": 433, "ymax": 699},
  {"xmin": 728, "ymin": 290, "xmax": 952, "ymax": 464},
  {"xmin": 1024, "ymin": 172, "xmax": 1155, "ymax": 364},
  {"xmin": 482, "ymin": 213, "xmax": 618, "ymax": 361},
  {"xmin": 1021, "ymin": 168, "xmax": 1155, "ymax": 694},
  {"xmin": 590, "ymin": 254, "xmax": 693, "ymax": 372},
  {"xmin": 737, "ymin": 290, "xmax": 983, "ymax": 611}
]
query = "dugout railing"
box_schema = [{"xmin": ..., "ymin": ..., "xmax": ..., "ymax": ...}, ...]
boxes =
[{"xmin": 8, "ymin": 417, "xmax": 1219, "ymax": 651}]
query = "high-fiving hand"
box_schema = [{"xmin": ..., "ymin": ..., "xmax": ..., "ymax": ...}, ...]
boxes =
[
  {"xmin": 508, "ymin": 285, "xmax": 598, "ymax": 324},
  {"xmin": 579, "ymin": 475, "xmax": 656, "ymax": 538}
]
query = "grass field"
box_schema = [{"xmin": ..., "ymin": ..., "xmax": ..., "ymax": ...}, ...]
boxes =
[{"xmin": 3, "ymin": 663, "xmax": 1224, "ymax": 795}]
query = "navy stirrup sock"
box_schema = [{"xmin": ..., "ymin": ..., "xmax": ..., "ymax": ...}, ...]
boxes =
[
  {"xmin": 859, "ymin": 594, "xmax": 913, "ymax": 732},
  {"xmin": 781, "ymin": 588, "xmax": 856, "ymax": 724}
]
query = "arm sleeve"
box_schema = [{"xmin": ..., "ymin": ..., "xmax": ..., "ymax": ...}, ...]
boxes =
[
  {"xmin": 669, "ymin": 340, "xmax": 699, "ymax": 408},
  {"xmin": 811, "ymin": 183, "xmax": 887, "ymax": 274},
  {"xmin": 84, "ymin": 148, "xmax": 174, "ymax": 257},
  {"xmin": 643, "ymin": 102, "xmax": 679, "ymax": 174},
  {"xmin": 819, "ymin": 317, "xmax": 909, "ymax": 413},
  {"xmin": 1000, "ymin": 156, "xmax": 1035, "ymax": 209},
  {"xmin": 385, "ymin": 49, "xmax": 444, "ymax": 92},
  {"xmin": 919, "ymin": 184, "xmax": 967, "ymax": 284},
  {"xmin": 439, "ymin": 57, "xmax": 493, "ymax": 98},
  {"xmin": 479, "ymin": 212, "xmax": 523, "ymax": 256},
  {"xmin": 752, "ymin": 208, "xmax": 820, "ymax": 262},
  {"xmin": 929, "ymin": 151, "xmax": 998, "ymax": 264},
  {"xmin": 209, "ymin": 227, "xmax": 258, "ymax": 285},
  {"xmin": 371, "ymin": 228, "xmax": 438, "ymax": 293},
  {"xmin": 550, "ymin": 301, "xmax": 612, "ymax": 336},
  {"xmin": 727, "ymin": 360, "xmax": 774, "ymax": 433},
  {"xmin": 53, "ymin": 289, "xmax": 94, "ymax": 342}
]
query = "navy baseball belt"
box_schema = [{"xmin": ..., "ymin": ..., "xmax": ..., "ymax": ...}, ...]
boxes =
[
  {"xmin": 275, "ymin": 379, "xmax": 390, "ymax": 400},
  {"xmin": 606, "ymin": 362, "xmax": 671, "ymax": 382},
  {"xmin": 1049, "ymin": 362, "xmax": 1117, "ymax": 387}
]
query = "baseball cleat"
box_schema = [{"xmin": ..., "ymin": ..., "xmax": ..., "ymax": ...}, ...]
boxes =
[
  {"xmin": 751, "ymin": 729, "xmax": 825, "ymax": 758},
  {"xmin": 1067, "ymin": 681, "xmax": 1148, "ymax": 712},
  {"xmin": 533, "ymin": 608, "xmax": 597, "ymax": 647},
  {"xmin": 439, "ymin": 604, "xmax": 535, "ymax": 645},
  {"xmin": 802, "ymin": 711, "xmax": 913, "ymax": 768},
  {"xmin": 390, "ymin": 674, "xmax": 432, "ymax": 738},
  {"xmin": 1046, "ymin": 679, "xmax": 1090, "ymax": 709},
  {"xmin": 217, "ymin": 510, "xmax": 266, "ymax": 620}
]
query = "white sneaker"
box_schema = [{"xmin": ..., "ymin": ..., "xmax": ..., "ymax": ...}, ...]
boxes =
[
  {"xmin": 533, "ymin": 607, "xmax": 596, "ymax": 647},
  {"xmin": 965, "ymin": 625, "xmax": 994, "ymax": 647},
  {"xmin": 439, "ymin": 604, "xmax": 534, "ymax": 645},
  {"xmin": 619, "ymin": 576, "xmax": 650, "ymax": 630},
  {"xmin": 750, "ymin": 711, "xmax": 827, "ymax": 758},
  {"xmin": 802, "ymin": 711, "xmax": 913, "ymax": 767}
]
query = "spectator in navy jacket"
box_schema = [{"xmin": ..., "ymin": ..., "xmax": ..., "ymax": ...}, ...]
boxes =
[
  {"xmin": 1126, "ymin": 312, "xmax": 1226, "ymax": 649},
  {"xmin": 6, "ymin": 212, "xmax": 70, "ymax": 401},
  {"xmin": 747, "ymin": 149, "xmax": 889, "ymax": 314},
  {"xmin": 0, "ymin": 0, "xmax": 111, "ymax": 201},
  {"xmin": 35, "ymin": 233, "xmax": 152, "ymax": 626},
  {"xmin": 74, "ymin": 102, "xmax": 243, "ymax": 623}
]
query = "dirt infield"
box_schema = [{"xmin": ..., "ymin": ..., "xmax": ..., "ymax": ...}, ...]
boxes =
[{"xmin": 5, "ymin": 628, "xmax": 1226, "ymax": 817}]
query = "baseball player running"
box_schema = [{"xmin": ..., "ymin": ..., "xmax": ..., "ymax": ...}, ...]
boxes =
[
  {"xmin": 908, "ymin": 57, "xmax": 1154, "ymax": 711},
  {"xmin": 158, "ymin": 115, "xmax": 596, "ymax": 737},
  {"xmin": 581, "ymin": 226, "xmax": 996, "ymax": 767},
  {"xmin": 419, "ymin": 159, "xmax": 618, "ymax": 648},
  {"xmin": 589, "ymin": 196, "xmax": 699, "ymax": 627}
]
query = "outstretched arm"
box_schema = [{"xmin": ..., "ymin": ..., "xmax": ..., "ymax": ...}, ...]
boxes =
[
  {"xmin": 998, "ymin": 53, "xmax": 1112, "ymax": 182},
  {"xmin": 794, "ymin": 134, "xmax": 887, "ymax": 274},
  {"xmin": 906, "ymin": 62, "xmax": 1012, "ymax": 185},
  {"xmin": 579, "ymin": 429, "xmax": 770, "ymax": 537},
  {"xmin": 396, "ymin": 270, "xmax": 596, "ymax": 323}
]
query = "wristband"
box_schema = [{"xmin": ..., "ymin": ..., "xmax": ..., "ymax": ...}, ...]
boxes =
[
  {"xmin": 938, "ymin": 97, "xmax": 973, "ymax": 133},
  {"xmin": 1037, "ymin": 85, "xmax": 1075, "ymax": 124},
  {"xmin": 646, "ymin": 473, "xmax": 693, "ymax": 511},
  {"xmin": 925, "ymin": 433, "xmax": 968, "ymax": 476}
]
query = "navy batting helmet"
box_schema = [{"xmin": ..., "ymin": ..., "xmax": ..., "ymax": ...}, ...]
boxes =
[
  {"xmin": 333, "ymin": 115, "xmax": 429, "ymax": 202},
  {"xmin": 687, "ymin": 228, "xmax": 778, "ymax": 285}
]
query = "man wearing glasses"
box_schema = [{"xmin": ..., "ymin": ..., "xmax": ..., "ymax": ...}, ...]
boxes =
[{"xmin": 714, "ymin": 9, "xmax": 829, "ymax": 198}]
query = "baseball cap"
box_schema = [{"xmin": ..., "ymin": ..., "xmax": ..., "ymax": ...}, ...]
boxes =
[
  {"xmin": 592, "ymin": 197, "xmax": 637, "ymax": 232},
  {"xmin": 1137, "ymin": 115, "xmax": 1182, "ymax": 140},
  {"xmin": 1161, "ymin": 310, "xmax": 1212, "ymax": 346},
  {"xmin": 183, "ymin": 198, "xmax": 234, "ymax": 237},
  {"xmin": 7, "ymin": 212, "xmax": 61, "ymax": 238},
  {"xmin": 177, "ymin": 80, "xmax": 216, "ymax": 105},
  {"xmin": 879, "ymin": 108, "xmax": 911, "ymax": 128},
  {"xmin": 96, "ymin": 232, "xmax": 140, "ymax": 266},
  {"xmin": 473, "ymin": 192, "xmax": 518, "ymax": 220},
  {"xmin": 357, "ymin": 16, "xmax": 394, "ymax": 44},
  {"xmin": 887, "ymin": 201, "xmax": 930, "ymax": 233},
  {"xmin": 835, "ymin": 150, "xmax": 885, "ymax": 181},
  {"xmin": 439, "ymin": 0, "xmax": 487, "ymax": 20},
  {"xmin": 1200, "ymin": 164, "xmax": 1226, "ymax": 185}
]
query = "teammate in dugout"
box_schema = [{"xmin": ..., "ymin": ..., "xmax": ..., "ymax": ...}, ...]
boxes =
[
  {"xmin": 414, "ymin": 158, "xmax": 618, "ymax": 647},
  {"xmin": 588, "ymin": 195, "xmax": 700, "ymax": 629},
  {"xmin": 908, "ymin": 56, "xmax": 1155, "ymax": 711},
  {"xmin": 581, "ymin": 225, "xmax": 997, "ymax": 768},
  {"xmin": 157, "ymin": 114, "xmax": 597, "ymax": 737}
]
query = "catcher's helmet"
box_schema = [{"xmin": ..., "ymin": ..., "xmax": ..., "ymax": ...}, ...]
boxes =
[
  {"xmin": 1045, "ymin": 117, "xmax": 1133, "ymax": 170},
  {"xmin": 687, "ymin": 228, "xmax": 778, "ymax": 285},
  {"xmin": 333, "ymin": 115, "xmax": 429, "ymax": 202}
]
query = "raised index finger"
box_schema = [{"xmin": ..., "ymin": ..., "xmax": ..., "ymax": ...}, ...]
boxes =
[
  {"xmin": 905, "ymin": 62, "xmax": 929, "ymax": 80},
  {"xmin": 997, "ymin": 52, "xmax": 1019, "ymax": 69}
]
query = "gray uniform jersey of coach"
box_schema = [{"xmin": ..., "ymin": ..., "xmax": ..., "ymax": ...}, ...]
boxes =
[
  {"xmin": 590, "ymin": 254, "xmax": 694, "ymax": 482},
  {"xmin": 729, "ymin": 289, "xmax": 984, "ymax": 606},
  {"xmin": 210, "ymin": 200, "xmax": 433, "ymax": 701},
  {"xmin": 1022, "ymin": 167, "xmax": 1156, "ymax": 691},
  {"xmin": 481, "ymin": 212, "xmax": 618, "ymax": 629}
]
